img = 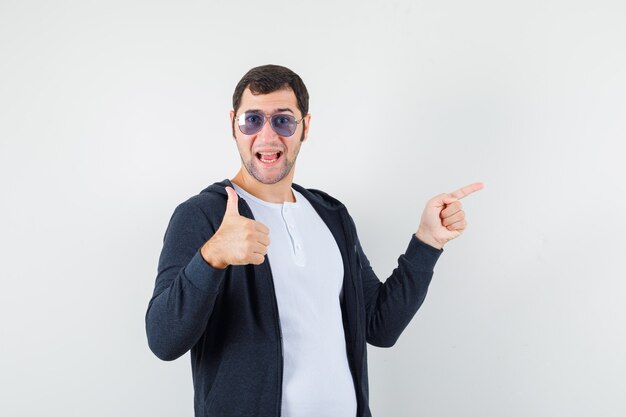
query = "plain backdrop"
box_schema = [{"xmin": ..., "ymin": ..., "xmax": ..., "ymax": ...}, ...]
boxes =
[{"xmin": 1, "ymin": 1, "xmax": 625, "ymax": 416}]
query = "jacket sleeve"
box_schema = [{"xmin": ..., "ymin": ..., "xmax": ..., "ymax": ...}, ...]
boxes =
[
  {"xmin": 351, "ymin": 216, "xmax": 444, "ymax": 348},
  {"xmin": 145, "ymin": 201, "xmax": 227, "ymax": 361}
]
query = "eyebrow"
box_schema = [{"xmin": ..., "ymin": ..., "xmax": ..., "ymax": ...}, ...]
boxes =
[{"xmin": 244, "ymin": 108, "xmax": 295, "ymax": 115}]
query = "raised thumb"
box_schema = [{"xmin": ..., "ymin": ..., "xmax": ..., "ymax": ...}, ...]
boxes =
[{"xmin": 224, "ymin": 186, "xmax": 240, "ymax": 216}]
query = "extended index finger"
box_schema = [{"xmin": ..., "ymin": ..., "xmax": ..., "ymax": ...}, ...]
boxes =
[{"xmin": 449, "ymin": 182, "xmax": 484, "ymax": 200}]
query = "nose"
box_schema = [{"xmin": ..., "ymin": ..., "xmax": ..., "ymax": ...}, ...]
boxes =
[{"xmin": 256, "ymin": 117, "xmax": 278, "ymax": 141}]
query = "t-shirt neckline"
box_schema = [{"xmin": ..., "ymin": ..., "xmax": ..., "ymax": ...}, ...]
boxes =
[{"xmin": 231, "ymin": 183, "xmax": 300, "ymax": 209}]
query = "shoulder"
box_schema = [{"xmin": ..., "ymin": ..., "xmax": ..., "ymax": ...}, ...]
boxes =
[
  {"xmin": 292, "ymin": 183, "xmax": 347, "ymax": 210},
  {"xmin": 169, "ymin": 179, "xmax": 231, "ymax": 230},
  {"xmin": 292, "ymin": 183, "xmax": 361, "ymax": 236}
]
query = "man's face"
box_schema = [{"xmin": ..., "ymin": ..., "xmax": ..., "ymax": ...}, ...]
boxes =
[{"xmin": 230, "ymin": 87, "xmax": 310, "ymax": 185}]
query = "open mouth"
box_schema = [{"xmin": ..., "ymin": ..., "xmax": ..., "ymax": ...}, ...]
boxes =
[{"xmin": 256, "ymin": 151, "xmax": 283, "ymax": 165}]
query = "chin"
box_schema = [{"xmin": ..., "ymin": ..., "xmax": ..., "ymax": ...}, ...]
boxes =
[
  {"xmin": 255, "ymin": 171, "xmax": 289, "ymax": 185},
  {"xmin": 245, "ymin": 164, "xmax": 290, "ymax": 185}
]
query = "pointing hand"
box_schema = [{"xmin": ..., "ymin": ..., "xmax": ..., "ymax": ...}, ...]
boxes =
[
  {"xmin": 201, "ymin": 186, "xmax": 270, "ymax": 269},
  {"xmin": 415, "ymin": 182, "xmax": 484, "ymax": 249}
]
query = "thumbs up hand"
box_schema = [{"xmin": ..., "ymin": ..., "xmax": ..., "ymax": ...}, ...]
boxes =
[
  {"xmin": 415, "ymin": 182, "xmax": 484, "ymax": 250},
  {"xmin": 200, "ymin": 187, "xmax": 270, "ymax": 269}
]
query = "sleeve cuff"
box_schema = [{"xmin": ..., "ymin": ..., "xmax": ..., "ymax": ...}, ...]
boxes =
[
  {"xmin": 182, "ymin": 250, "xmax": 226, "ymax": 293},
  {"xmin": 404, "ymin": 233, "xmax": 444, "ymax": 270}
]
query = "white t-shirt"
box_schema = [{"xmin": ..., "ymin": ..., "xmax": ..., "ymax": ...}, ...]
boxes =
[{"xmin": 232, "ymin": 184, "xmax": 357, "ymax": 417}]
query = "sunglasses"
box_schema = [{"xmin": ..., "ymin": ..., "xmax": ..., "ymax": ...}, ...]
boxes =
[{"xmin": 236, "ymin": 111, "xmax": 305, "ymax": 137}]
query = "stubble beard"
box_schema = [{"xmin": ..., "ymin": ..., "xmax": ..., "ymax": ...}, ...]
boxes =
[{"xmin": 242, "ymin": 147, "xmax": 299, "ymax": 185}]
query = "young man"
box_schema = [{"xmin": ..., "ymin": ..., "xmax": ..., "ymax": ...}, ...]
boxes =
[{"xmin": 145, "ymin": 64, "xmax": 483, "ymax": 417}]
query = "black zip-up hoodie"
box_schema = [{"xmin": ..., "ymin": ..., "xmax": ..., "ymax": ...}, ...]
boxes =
[{"xmin": 146, "ymin": 179, "xmax": 443, "ymax": 417}]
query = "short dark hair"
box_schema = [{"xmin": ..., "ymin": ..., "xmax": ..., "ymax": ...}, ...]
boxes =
[{"xmin": 232, "ymin": 64, "xmax": 309, "ymax": 117}]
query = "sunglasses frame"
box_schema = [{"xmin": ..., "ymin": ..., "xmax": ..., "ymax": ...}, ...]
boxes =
[{"xmin": 236, "ymin": 111, "xmax": 306, "ymax": 137}]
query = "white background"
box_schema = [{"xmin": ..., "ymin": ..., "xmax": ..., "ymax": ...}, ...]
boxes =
[{"xmin": 1, "ymin": 1, "xmax": 625, "ymax": 416}]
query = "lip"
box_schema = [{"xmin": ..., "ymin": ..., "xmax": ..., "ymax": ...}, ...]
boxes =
[
  {"xmin": 255, "ymin": 149, "xmax": 283, "ymax": 154},
  {"xmin": 255, "ymin": 150, "xmax": 283, "ymax": 167}
]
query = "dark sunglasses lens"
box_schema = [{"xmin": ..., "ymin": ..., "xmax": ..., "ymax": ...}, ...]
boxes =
[
  {"xmin": 238, "ymin": 112, "xmax": 264, "ymax": 135},
  {"xmin": 271, "ymin": 114, "xmax": 297, "ymax": 136}
]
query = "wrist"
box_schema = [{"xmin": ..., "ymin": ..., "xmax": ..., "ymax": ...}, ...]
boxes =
[
  {"xmin": 201, "ymin": 240, "xmax": 229, "ymax": 270},
  {"xmin": 415, "ymin": 228, "xmax": 444, "ymax": 250}
]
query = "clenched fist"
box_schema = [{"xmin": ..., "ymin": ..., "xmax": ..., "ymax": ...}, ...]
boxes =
[
  {"xmin": 415, "ymin": 182, "xmax": 484, "ymax": 250},
  {"xmin": 201, "ymin": 186, "xmax": 270, "ymax": 269}
]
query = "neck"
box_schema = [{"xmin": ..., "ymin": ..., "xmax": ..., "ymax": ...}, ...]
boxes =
[{"xmin": 231, "ymin": 168, "xmax": 296, "ymax": 203}]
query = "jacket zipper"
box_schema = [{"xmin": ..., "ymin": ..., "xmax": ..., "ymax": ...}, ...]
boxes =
[
  {"xmin": 339, "ymin": 208, "xmax": 364, "ymax": 415},
  {"xmin": 340, "ymin": 209, "xmax": 360, "ymax": 336},
  {"xmin": 264, "ymin": 257, "xmax": 284, "ymax": 417}
]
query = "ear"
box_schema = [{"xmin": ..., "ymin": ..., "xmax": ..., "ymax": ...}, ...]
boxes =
[
  {"xmin": 301, "ymin": 114, "xmax": 311, "ymax": 143},
  {"xmin": 229, "ymin": 110, "xmax": 236, "ymax": 139}
]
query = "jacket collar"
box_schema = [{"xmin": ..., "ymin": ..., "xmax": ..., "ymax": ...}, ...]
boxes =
[{"xmin": 200, "ymin": 178, "xmax": 346, "ymax": 211}]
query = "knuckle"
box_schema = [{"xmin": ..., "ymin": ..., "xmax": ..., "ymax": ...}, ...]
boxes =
[{"xmin": 430, "ymin": 194, "xmax": 446, "ymax": 204}]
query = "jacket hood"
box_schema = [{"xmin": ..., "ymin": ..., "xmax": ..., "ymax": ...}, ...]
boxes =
[{"xmin": 200, "ymin": 178, "xmax": 346, "ymax": 211}]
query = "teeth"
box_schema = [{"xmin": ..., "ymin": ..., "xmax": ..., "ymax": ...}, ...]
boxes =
[{"xmin": 257, "ymin": 151, "xmax": 280, "ymax": 163}]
